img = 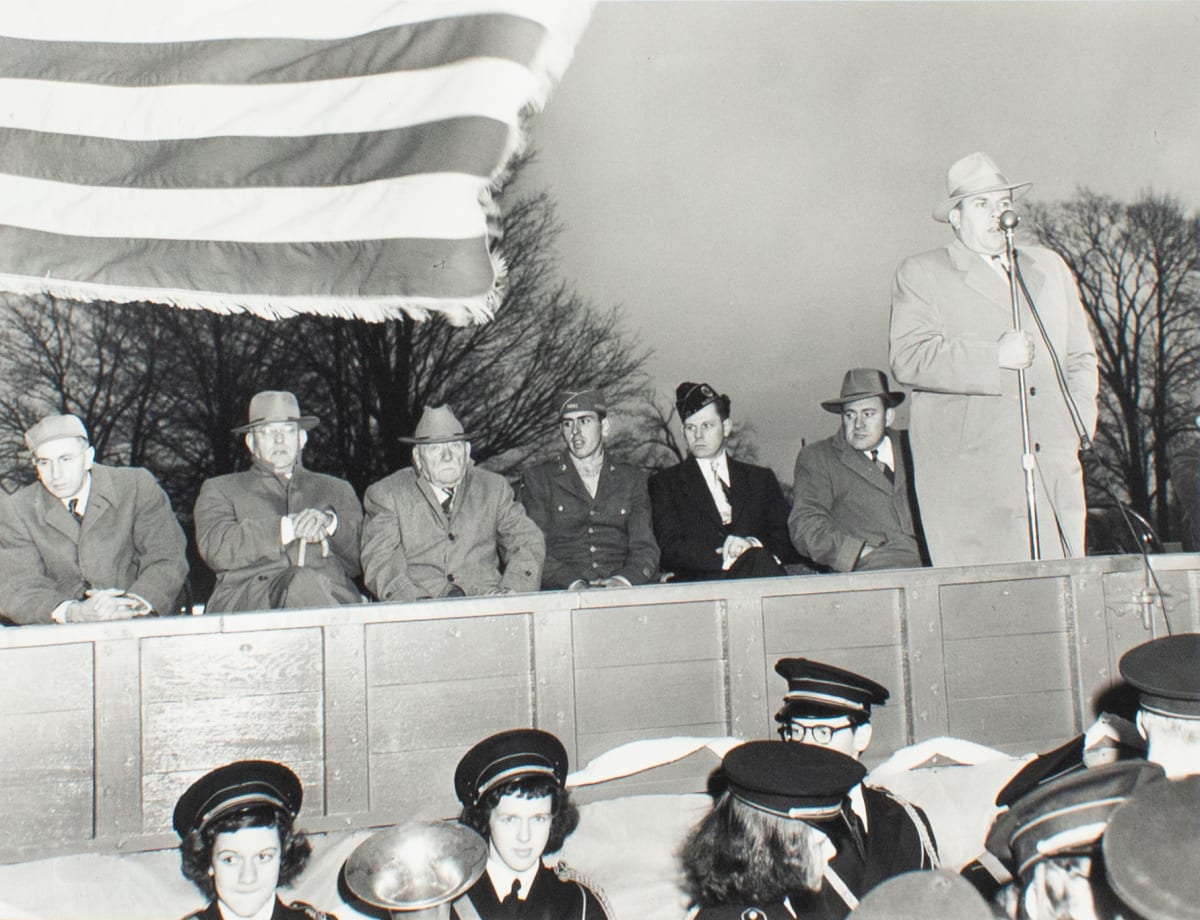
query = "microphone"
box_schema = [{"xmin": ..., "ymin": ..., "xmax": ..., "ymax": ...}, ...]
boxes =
[{"xmin": 999, "ymin": 210, "xmax": 1020, "ymax": 231}]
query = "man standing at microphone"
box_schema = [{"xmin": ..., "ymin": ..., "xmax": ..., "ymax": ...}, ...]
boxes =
[{"xmin": 889, "ymin": 152, "xmax": 1098, "ymax": 566}]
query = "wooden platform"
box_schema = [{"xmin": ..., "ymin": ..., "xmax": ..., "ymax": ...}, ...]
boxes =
[{"xmin": 1, "ymin": 552, "xmax": 1196, "ymax": 864}]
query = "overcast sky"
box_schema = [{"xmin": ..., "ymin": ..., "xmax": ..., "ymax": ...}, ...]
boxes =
[{"xmin": 520, "ymin": 0, "xmax": 1200, "ymax": 477}]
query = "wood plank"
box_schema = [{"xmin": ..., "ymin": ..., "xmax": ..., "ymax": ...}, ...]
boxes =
[
  {"xmin": 726, "ymin": 595, "xmax": 769, "ymax": 741},
  {"xmin": 368, "ymin": 676, "xmax": 531, "ymax": 753},
  {"xmin": 0, "ymin": 643, "xmax": 92, "ymax": 713},
  {"xmin": 948, "ymin": 690, "xmax": 1076, "ymax": 749},
  {"xmin": 1070, "ymin": 569, "xmax": 1114, "ymax": 723},
  {"xmin": 943, "ymin": 633, "xmax": 1072, "ymax": 700},
  {"xmin": 571, "ymin": 601, "xmax": 721, "ymax": 666},
  {"xmin": 575, "ymin": 660, "xmax": 725, "ymax": 735},
  {"xmin": 762, "ymin": 589, "xmax": 901, "ymax": 651},
  {"xmin": 939, "ymin": 577, "xmax": 1067, "ymax": 640},
  {"xmin": 366, "ymin": 615, "xmax": 530, "ymax": 686},
  {"xmin": 94, "ymin": 637, "xmax": 142, "ymax": 839},
  {"xmin": 536, "ymin": 605, "xmax": 578, "ymax": 763},
  {"xmin": 323, "ymin": 624, "xmax": 370, "ymax": 816},
  {"xmin": 904, "ymin": 584, "xmax": 949, "ymax": 740},
  {"xmin": 368, "ymin": 748, "xmax": 464, "ymax": 822},
  {"xmin": 141, "ymin": 629, "xmax": 324, "ymax": 701}
]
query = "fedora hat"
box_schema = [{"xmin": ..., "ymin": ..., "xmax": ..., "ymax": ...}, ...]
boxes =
[
  {"xmin": 933, "ymin": 152, "xmax": 1032, "ymax": 223},
  {"xmin": 232, "ymin": 391, "xmax": 318, "ymax": 434},
  {"xmin": 820, "ymin": 369, "xmax": 905, "ymax": 414},
  {"xmin": 401, "ymin": 405, "xmax": 472, "ymax": 445}
]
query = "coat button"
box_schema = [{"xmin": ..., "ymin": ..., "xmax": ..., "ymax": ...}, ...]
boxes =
[
  {"xmin": 557, "ymin": 505, "xmax": 563, "ymax": 512},
  {"xmin": 592, "ymin": 562, "xmax": 599, "ymax": 568},
  {"xmin": 1029, "ymin": 386, "xmax": 1037, "ymax": 396},
  {"xmin": 589, "ymin": 509, "xmax": 595, "ymax": 516},
  {"xmin": 588, "ymin": 527, "xmax": 594, "ymax": 534},
  {"xmin": 589, "ymin": 545, "xmax": 597, "ymax": 552},
  {"xmin": 447, "ymin": 573, "xmax": 455, "ymax": 583}
]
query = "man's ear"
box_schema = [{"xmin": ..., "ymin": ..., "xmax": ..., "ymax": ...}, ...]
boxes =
[
  {"xmin": 298, "ymin": 429, "xmax": 308, "ymax": 451},
  {"xmin": 853, "ymin": 722, "xmax": 873, "ymax": 756},
  {"xmin": 244, "ymin": 433, "xmax": 255, "ymax": 453},
  {"xmin": 722, "ymin": 417, "xmax": 733, "ymax": 439},
  {"xmin": 600, "ymin": 417, "xmax": 611, "ymax": 440},
  {"xmin": 884, "ymin": 407, "xmax": 896, "ymax": 428},
  {"xmin": 1135, "ymin": 709, "xmax": 1148, "ymax": 740},
  {"xmin": 83, "ymin": 445, "xmax": 95, "ymax": 471}
]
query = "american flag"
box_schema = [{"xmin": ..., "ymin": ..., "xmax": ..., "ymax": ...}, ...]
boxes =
[{"xmin": 0, "ymin": 1, "xmax": 592, "ymax": 324}]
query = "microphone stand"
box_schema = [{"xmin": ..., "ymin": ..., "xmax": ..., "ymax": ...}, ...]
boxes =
[{"xmin": 1002, "ymin": 213, "xmax": 1041, "ymax": 561}]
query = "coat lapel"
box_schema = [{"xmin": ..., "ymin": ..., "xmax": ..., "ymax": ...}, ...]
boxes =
[
  {"xmin": 949, "ymin": 238, "xmax": 1010, "ymax": 313},
  {"xmin": 685, "ymin": 457, "xmax": 723, "ymax": 526},
  {"xmin": 552, "ymin": 453, "xmax": 592, "ymax": 503},
  {"xmin": 36, "ymin": 483, "xmax": 79, "ymax": 540},
  {"xmin": 834, "ymin": 432, "xmax": 892, "ymax": 493}
]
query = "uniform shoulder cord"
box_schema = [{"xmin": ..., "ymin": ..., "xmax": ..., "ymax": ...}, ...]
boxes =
[{"xmin": 555, "ymin": 859, "xmax": 617, "ymax": 919}]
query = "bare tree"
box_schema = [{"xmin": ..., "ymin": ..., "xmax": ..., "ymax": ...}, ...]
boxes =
[
  {"xmin": 613, "ymin": 387, "xmax": 762, "ymax": 470},
  {"xmin": 1028, "ymin": 189, "xmax": 1200, "ymax": 540}
]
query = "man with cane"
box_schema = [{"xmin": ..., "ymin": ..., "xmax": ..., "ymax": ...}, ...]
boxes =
[{"xmin": 889, "ymin": 152, "xmax": 1098, "ymax": 566}]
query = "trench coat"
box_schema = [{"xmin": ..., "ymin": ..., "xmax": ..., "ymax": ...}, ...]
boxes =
[
  {"xmin": 0, "ymin": 464, "xmax": 188, "ymax": 624},
  {"xmin": 361, "ymin": 464, "xmax": 544, "ymax": 602},
  {"xmin": 789, "ymin": 427, "xmax": 925, "ymax": 573},
  {"xmin": 194, "ymin": 461, "xmax": 363, "ymax": 613},
  {"xmin": 889, "ymin": 239, "xmax": 1098, "ymax": 566},
  {"xmin": 518, "ymin": 452, "xmax": 659, "ymax": 588}
]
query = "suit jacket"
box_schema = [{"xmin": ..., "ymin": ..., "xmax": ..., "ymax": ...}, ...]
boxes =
[
  {"xmin": 519, "ymin": 452, "xmax": 659, "ymax": 589},
  {"xmin": 194, "ymin": 462, "xmax": 363, "ymax": 613},
  {"xmin": 890, "ymin": 239, "xmax": 1098, "ymax": 566},
  {"xmin": 789, "ymin": 427, "xmax": 925, "ymax": 573},
  {"xmin": 649, "ymin": 455, "xmax": 796, "ymax": 581},
  {"xmin": 453, "ymin": 863, "xmax": 610, "ymax": 920},
  {"xmin": 181, "ymin": 897, "xmax": 336, "ymax": 920},
  {"xmin": 0, "ymin": 464, "xmax": 188, "ymax": 625},
  {"xmin": 361, "ymin": 464, "xmax": 544, "ymax": 602}
]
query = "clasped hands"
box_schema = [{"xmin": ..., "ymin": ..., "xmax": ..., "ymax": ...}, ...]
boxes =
[
  {"xmin": 285, "ymin": 507, "xmax": 334, "ymax": 565},
  {"xmin": 718, "ymin": 534, "xmax": 759, "ymax": 571},
  {"xmin": 68, "ymin": 587, "xmax": 152, "ymax": 622}
]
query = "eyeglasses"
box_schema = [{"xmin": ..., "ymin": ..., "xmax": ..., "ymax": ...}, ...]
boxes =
[{"xmin": 780, "ymin": 722, "xmax": 852, "ymax": 745}]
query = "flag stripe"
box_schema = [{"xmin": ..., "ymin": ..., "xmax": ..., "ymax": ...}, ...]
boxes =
[
  {"xmin": 0, "ymin": 58, "xmax": 541, "ymax": 141},
  {"xmin": 0, "ymin": 14, "xmax": 545, "ymax": 86},
  {"xmin": 0, "ymin": 117, "xmax": 509, "ymax": 188}
]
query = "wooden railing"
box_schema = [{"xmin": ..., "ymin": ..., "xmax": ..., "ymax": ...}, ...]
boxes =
[{"xmin": 1, "ymin": 552, "xmax": 1196, "ymax": 864}]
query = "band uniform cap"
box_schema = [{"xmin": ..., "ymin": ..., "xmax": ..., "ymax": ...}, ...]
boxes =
[
  {"xmin": 721, "ymin": 741, "xmax": 865, "ymax": 821},
  {"xmin": 774, "ymin": 658, "xmax": 889, "ymax": 723},
  {"xmin": 401, "ymin": 405, "xmax": 472, "ymax": 445},
  {"xmin": 24, "ymin": 414, "xmax": 89, "ymax": 452},
  {"xmin": 1119, "ymin": 632, "xmax": 1200, "ymax": 719},
  {"xmin": 232, "ymin": 391, "xmax": 319, "ymax": 434},
  {"xmin": 1103, "ymin": 775, "xmax": 1200, "ymax": 920},
  {"xmin": 933, "ymin": 152, "xmax": 1032, "ymax": 223},
  {"xmin": 994, "ymin": 735, "xmax": 1087, "ymax": 808},
  {"xmin": 454, "ymin": 729, "xmax": 568, "ymax": 808},
  {"xmin": 848, "ymin": 870, "xmax": 994, "ymax": 920},
  {"xmin": 986, "ymin": 759, "xmax": 1163, "ymax": 879},
  {"xmin": 556, "ymin": 388, "xmax": 607, "ymax": 419},
  {"xmin": 675, "ymin": 381, "xmax": 728, "ymax": 422},
  {"xmin": 172, "ymin": 759, "xmax": 302, "ymax": 838},
  {"xmin": 819, "ymin": 369, "xmax": 905, "ymax": 414}
]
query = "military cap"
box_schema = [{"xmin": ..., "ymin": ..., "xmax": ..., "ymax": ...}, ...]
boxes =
[
  {"xmin": 556, "ymin": 388, "xmax": 607, "ymax": 419},
  {"xmin": 985, "ymin": 759, "xmax": 1163, "ymax": 879},
  {"xmin": 774, "ymin": 658, "xmax": 889, "ymax": 723},
  {"xmin": 849, "ymin": 870, "xmax": 993, "ymax": 920},
  {"xmin": 24, "ymin": 413, "xmax": 89, "ymax": 452},
  {"xmin": 722, "ymin": 740, "xmax": 865, "ymax": 821},
  {"xmin": 232, "ymin": 391, "xmax": 318, "ymax": 434},
  {"xmin": 454, "ymin": 729, "xmax": 568, "ymax": 808},
  {"xmin": 172, "ymin": 760, "xmax": 302, "ymax": 838},
  {"xmin": 675, "ymin": 381, "xmax": 729, "ymax": 422},
  {"xmin": 1104, "ymin": 775, "xmax": 1200, "ymax": 920},
  {"xmin": 1119, "ymin": 632, "xmax": 1200, "ymax": 718}
]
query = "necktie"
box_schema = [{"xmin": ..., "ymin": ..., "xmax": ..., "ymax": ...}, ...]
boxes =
[
  {"xmin": 502, "ymin": 878, "xmax": 521, "ymax": 905},
  {"xmin": 992, "ymin": 253, "xmax": 1010, "ymax": 275},
  {"xmin": 67, "ymin": 497, "xmax": 83, "ymax": 520},
  {"xmin": 712, "ymin": 461, "xmax": 732, "ymax": 501},
  {"xmin": 869, "ymin": 449, "xmax": 895, "ymax": 485},
  {"xmin": 441, "ymin": 488, "xmax": 454, "ymax": 516}
]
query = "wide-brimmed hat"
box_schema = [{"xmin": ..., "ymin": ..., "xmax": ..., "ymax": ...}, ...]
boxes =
[
  {"xmin": 820, "ymin": 369, "xmax": 905, "ymax": 414},
  {"xmin": 401, "ymin": 405, "xmax": 472, "ymax": 445},
  {"xmin": 24, "ymin": 413, "xmax": 89, "ymax": 452},
  {"xmin": 232, "ymin": 391, "xmax": 318, "ymax": 434},
  {"xmin": 933, "ymin": 152, "xmax": 1032, "ymax": 223}
]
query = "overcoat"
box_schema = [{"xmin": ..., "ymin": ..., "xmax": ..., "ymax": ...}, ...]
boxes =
[
  {"xmin": 0, "ymin": 464, "xmax": 187, "ymax": 624},
  {"xmin": 889, "ymin": 239, "xmax": 1098, "ymax": 566},
  {"xmin": 649, "ymin": 456, "xmax": 795, "ymax": 581},
  {"xmin": 789, "ymin": 427, "xmax": 925, "ymax": 573},
  {"xmin": 452, "ymin": 863, "xmax": 610, "ymax": 920},
  {"xmin": 194, "ymin": 462, "xmax": 363, "ymax": 613},
  {"xmin": 361, "ymin": 464, "xmax": 544, "ymax": 602},
  {"xmin": 518, "ymin": 452, "xmax": 659, "ymax": 588}
]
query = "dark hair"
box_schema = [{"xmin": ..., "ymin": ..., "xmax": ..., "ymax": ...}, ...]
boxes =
[
  {"xmin": 458, "ymin": 774, "xmax": 579, "ymax": 855},
  {"xmin": 680, "ymin": 793, "xmax": 824, "ymax": 908},
  {"xmin": 179, "ymin": 804, "xmax": 312, "ymax": 900}
]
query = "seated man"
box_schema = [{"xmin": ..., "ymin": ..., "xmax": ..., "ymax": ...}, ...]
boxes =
[
  {"xmin": 195, "ymin": 391, "xmax": 363, "ymax": 612},
  {"xmin": 774, "ymin": 658, "xmax": 939, "ymax": 894},
  {"xmin": 361, "ymin": 405, "xmax": 544, "ymax": 601},
  {"xmin": 519, "ymin": 388, "xmax": 658, "ymax": 590},
  {"xmin": 649, "ymin": 381, "xmax": 796, "ymax": 581},
  {"xmin": 0, "ymin": 413, "xmax": 187, "ymax": 624},
  {"xmin": 790, "ymin": 369, "xmax": 926, "ymax": 572}
]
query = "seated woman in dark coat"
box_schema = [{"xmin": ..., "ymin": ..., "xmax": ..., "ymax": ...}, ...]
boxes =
[
  {"xmin": 452, "ymin": 728, "xmax": 612, "ymax": 919},
  {"xmin": 174, "ymin": 759, "xmax": 335, "ymax": 920}
]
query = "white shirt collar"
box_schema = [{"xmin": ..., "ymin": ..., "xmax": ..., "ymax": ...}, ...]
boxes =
[
  {"xmin": 216, "ymin": 897, "xmax": 277, "ymax": 920},
  {"xmin": 486, "ymin": 858, "xmax": 540, "ymax": 902},
  {"xmin": 59, "ymin": 471, "xmax": 93, "ymax": 514},
  {"xmin": 863, "ymin": 434, "xmax": 894, "ymax": 470}
]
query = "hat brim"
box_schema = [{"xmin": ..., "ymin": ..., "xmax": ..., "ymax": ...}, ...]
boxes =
[
  {"xmin": 820, "ymin": 391, "xmax": 905, "ymax": 414},
  {"xmin": 400, "ymin": 431, "xmax": 473, "ymax": 445},
  {"xmin": 933, "ymin": 180, "xmax": 1032, "ymax": 223},
  {"xmin": 233, "ymin": 416, "xmax": 319, "ymax": 435}
]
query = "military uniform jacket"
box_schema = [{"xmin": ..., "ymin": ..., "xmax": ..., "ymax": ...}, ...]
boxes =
[
  {"xmin": 452, "ymin": 863, "xmax": 610, "ymax": 920},
  {"xmin": 788, "ymin": 427, "xmax": 925, "ymax": 573},
  {"xmin": 194, "ymin": 462, "xmax": 363, "ymax": 613},
  {"xmin": 519, "ymin": 452, "xmax": 659, "ymax": 589},
  {"xmin": 180, "ymin": 897, "xmax": 336, "ymax": 920},
  {"xmin": 649, "ymin": 456, "xmax": 796, "ymax": 581},
  {"xmin": 361, "ymin": 464, "xmax": 544, "ymax": 602},
  {"xmin": 0, "ymin": 464, "xmax": 188, "ymax": 625},
  {"xmin": 890, "ymin": 239, "xmax": 1098, "ymax": 565}
]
